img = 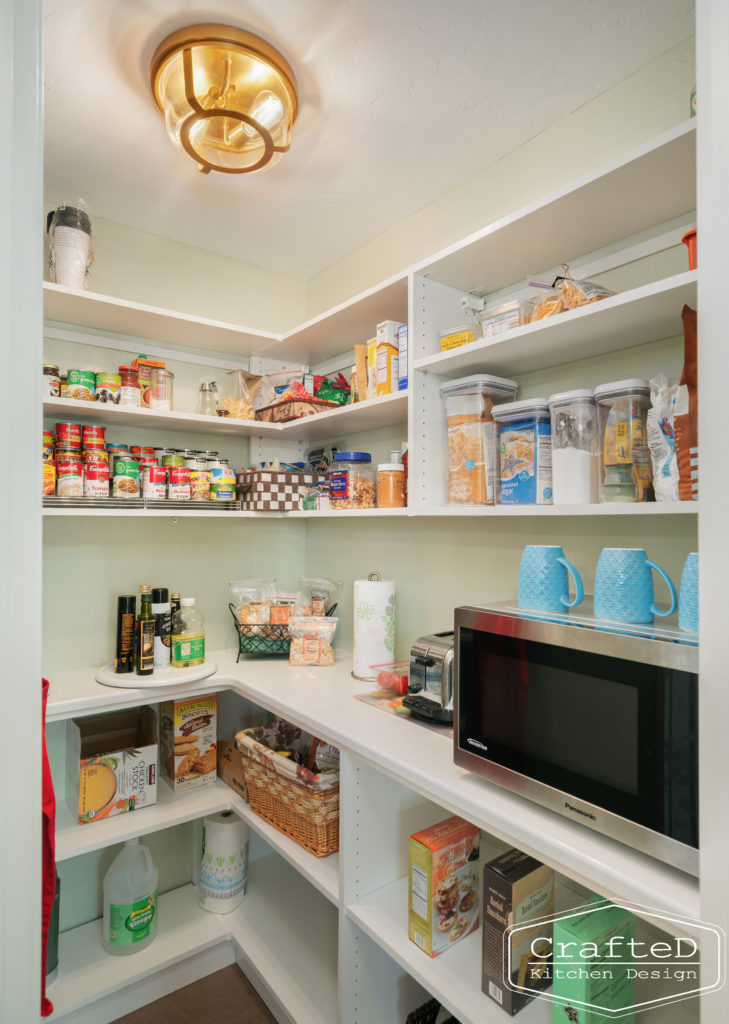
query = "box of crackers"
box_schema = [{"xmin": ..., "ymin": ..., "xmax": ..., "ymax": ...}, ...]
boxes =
[
  {"xmin": 408, "ymin": 815, "xmax": 480, "ymax": 957},
  {"xmin": 160, "ymin": 695, "xmax": 217, "ymax": 793},
  {"xmin": 482, "ymin": 848, "xmax": 554, "ymax": 1015}
]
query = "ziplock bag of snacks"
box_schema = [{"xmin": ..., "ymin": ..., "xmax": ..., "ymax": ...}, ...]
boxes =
[
  {"xmin": 297, "ymin": 576, "xmax": 343, "ymax": 617},
  {"xmin": 229, "ymin": 578, "xmax": 299, "ymax": 633},
  {"xmin": 289, "ymin": 616, "xmax": 339, "ymax": 666},
  {"xmin": 529, "ymin": 265, "xmax": 615, "ymax": 321}
]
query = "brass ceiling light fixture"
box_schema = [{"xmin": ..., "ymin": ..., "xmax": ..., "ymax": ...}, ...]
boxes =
[{"xmin": 150, "ymin": 24, "xmax": 298, "ymax": 175}]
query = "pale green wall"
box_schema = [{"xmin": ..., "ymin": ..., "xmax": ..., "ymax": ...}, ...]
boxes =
[
  {"xmin": 43, "ymin": 204, "xmax": 307, "ymax": 334},
  {"xmin": 305, "ymin": 38, "xmax": 695, "ymax": 316}
]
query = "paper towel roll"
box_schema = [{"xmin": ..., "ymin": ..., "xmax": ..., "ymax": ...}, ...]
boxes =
[
  {"xmin": 353, "ymin": 577, "xmax": 396, "ymax": 679},
  {"xmin": 199, "ymin": 810, "xmax": 249, "ymax": 914}
]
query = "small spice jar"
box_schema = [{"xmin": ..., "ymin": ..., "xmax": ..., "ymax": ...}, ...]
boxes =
[
  {"xmin": 329, "ymin": 452, "xmax": 376, "ymax": 509},
  {"xmin": 43, "ymin": 363, "xmax": 61, "ymax": 398},
  {"xmin": 377, "ymin": 463, "xmax": 406, "ymax": 508},
  {"xmin": 118, "ymin": 365, "xmax": 141, "ymax": 407}
]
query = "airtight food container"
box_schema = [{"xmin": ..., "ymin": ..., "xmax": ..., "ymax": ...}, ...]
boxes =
[
  {"xmin": 594, "ymin": 379, "xmax": 652, "ymax": 503},
  {"xmin": 492, "ymin": 398, "xmax": 552, "ymax": 505},
  {"xmin": 548, "ymin": 389, "xmax": 599, "ymax": 504},
  {"xmin": 439, "ymin": 374, "xmax": 519, "ymax": 505},
  {"xmin": 439, "ymin": 325, "xmax": 476, "ymax": 352}
]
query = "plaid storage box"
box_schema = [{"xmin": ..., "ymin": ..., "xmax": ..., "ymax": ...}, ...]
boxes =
[{"xmin": 237, "ymin": 469, "xmax": 317, "ymax": 511}]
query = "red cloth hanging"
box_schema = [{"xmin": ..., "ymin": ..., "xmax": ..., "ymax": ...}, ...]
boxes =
[{"xmin": 41, "ymin": 678, "xmax": 56, "ymax": 1017}]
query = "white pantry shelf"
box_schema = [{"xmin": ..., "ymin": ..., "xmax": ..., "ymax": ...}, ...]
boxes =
[
  {"xmin": 278, "ymin": 389, "xmax": 407, "ymax": 439},
  {"xmin": 42, "ymin": 507, "xmax": 265, "ymax": 518},
  {"xmin": 414, "ymin": 120, "xmax": 695, "ymax": 295},
  {"xmin": 416, "ymin": 502, "xmax": 699, "ymax": 517},
  {"xmin": 44, "ymin": 282, "xmax": 277, "ymax": 357},
  {"xmin": 55, "ymin": 779, "xmax": 340, "ymax": 906},
  {"xmin": 42, "ymin": 397, "xmax": 281, "ymax": 437},
  {"xmin": 415, "ymin": 271, "xmax": 697, "ymax": 377}
]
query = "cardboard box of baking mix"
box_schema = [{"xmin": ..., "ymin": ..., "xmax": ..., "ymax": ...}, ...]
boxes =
[
  {"xmin": 66, "ymin": 706, "xmax": 158, "ymax": 825},
  {"xmin": 482, "ymin": 848, "xmax": 554, "ymax": 1015},
  {"xmin": 408, "ymin": 815, "xmax": 480, "ymax": 957},
  {"xmin": 160, "ymin": 695, "xmax": 217, "ymax": 793},
  {"xmin": 216, "ymin": 739, "xmax": 248, "ymax": 802}
]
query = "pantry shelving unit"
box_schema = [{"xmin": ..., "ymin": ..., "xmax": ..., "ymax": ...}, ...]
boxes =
[{"xmin": 38, "ymin": 110, "xmax": 710, "ymax": 1024}]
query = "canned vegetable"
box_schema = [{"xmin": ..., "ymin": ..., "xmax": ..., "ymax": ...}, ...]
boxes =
[
  {"xmin": 112, "ymin": 459, "xmax": 141, "ymax": 498},
  {"xmin": 95, "ymin": 373, "xmax": 121, "ymax": 404},
  {"xmin": 67, "ymin": 369, "xmax": 96, "ymax": 402}
]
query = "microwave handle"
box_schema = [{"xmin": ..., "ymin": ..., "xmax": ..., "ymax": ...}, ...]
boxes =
[{"xmin": 443, "ymin": 647, "xmax": 455, "ymax": 710}]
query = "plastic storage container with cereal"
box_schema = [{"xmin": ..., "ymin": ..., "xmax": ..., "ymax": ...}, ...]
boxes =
[
  {"xmin": 594, "ymin": 378, "xmax": 652, "ymax": 503},
  {"xmin": 439, "ymin": 374, "xmax": 518, "ymax": 505},
  {"xmin": 492, "ymin": 398, "xmax": 553, "ymax": 505}
]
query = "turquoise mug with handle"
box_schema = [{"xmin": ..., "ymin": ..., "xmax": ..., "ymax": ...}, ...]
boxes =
[
  {"xmin": 679, "ymin": 553, "xmax": 698, "ymax": 633},
  {"xmin": 518, "ymin": 545, "xmax": 584, "ymax": 612},
  {"xmin": 594, "ymin": 548, "xmax": 677, "ymax": 624}
]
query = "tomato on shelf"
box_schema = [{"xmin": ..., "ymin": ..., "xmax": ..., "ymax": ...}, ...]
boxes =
[{"xmin": 373, "ymin": 661, "xmax": 410, "ymax": 696}]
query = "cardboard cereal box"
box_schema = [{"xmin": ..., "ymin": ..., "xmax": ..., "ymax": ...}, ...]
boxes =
[
  {"xmin": 160, "ymin": 695, "xmax": 217, "ymax": 793},
  {"xmin": 408, "ymin": 815, "xmax": 480, "ymax": 957}
]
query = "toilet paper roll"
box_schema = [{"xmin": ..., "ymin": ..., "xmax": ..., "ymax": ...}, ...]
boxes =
[
  {"xmin": 199, "ymin": 810, "xmax": 249, "ymax": 914},
  {"xmin": 353, "ymin": 578, "xmax": 396, "ymax": 679}
]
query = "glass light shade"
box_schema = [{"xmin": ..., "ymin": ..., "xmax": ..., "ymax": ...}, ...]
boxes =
[{"xmin": 151, "ymin": 25, "xmax": 298, "ymax": 174}]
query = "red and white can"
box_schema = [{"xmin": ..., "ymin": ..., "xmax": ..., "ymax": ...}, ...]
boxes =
[
  {"xmin": 167, "ymin": 466, "xmax": 191, "ymax": 500},
  {"xmin": 83, "ymin": 448, "xmax": 109, "ymax": 465},
  {"xmin": 82, "ymin": 425, "xmax": 106, "ymax": 449},
  {"xmin": 56, "ymin": 460, "xmax": 84, "ymax": 497},
  {"xmin": 143, "ymin": 465, "xmax": 167, "ymax": 500},
  {"xmin": 55, "ymin": 422, "xmax": 81, "ymax": 448},
  {"xmin": 84, "ymin": 462, "xmax": 110, "ymax": 497}
]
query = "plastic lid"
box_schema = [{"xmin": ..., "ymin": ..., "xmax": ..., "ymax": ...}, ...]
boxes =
[
  {"xmin": 438, "ymin": 324, "xmax": 475, "ymax": 337},
  {"xmin": 548, "ymin": 388, "xmax": 595, "ymax": 407},
  {"xmin": 389, "ymin": 450, "xmax": 402, "ymax": 464},
  {"xmin": 377, "ymin": 463, "xmax": 405, "ymax": 472},
  {"xmin": 439, "ymin": 373, "xmax": 519, "ymax": 400},
  {"xmin": 593, "ymin": 378, "xmax": 650, "ymax": 400},
  {"xmin": 151, "ymin": 588, "xmax": 169, "ymax": 603},
  {"xmin": 491, "ymin": 397, "xmax": 551, "ymax": 421},
  {"xmin": 181, "ymin": 597, "xmax": 195, "ymax": 606},
  {"xmin": 139, "ymin": 585, "xmax": 151, "ymax": 594},
  {"xmin": 333, "ymin": 451, "xmax": 371, "ymax": 462}
]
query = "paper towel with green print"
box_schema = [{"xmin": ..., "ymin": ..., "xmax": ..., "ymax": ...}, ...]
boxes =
[
  {"xmin": 199, "ymin": 810, "xmax": 249, "ymax": 913},
  {"xmin": 353, "ymin": 578, "xmax": 396, "ymax": 679}
]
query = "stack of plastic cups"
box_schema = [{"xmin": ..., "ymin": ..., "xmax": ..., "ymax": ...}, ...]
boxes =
[{"xmin": 48, "ymin": 206, "xmax": 92, "ymax": 289}]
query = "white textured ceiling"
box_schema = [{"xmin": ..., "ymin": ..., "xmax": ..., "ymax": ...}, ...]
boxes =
[{"xmin": 43, "ymin": 0, "xmax": 694, "ymax": 279}]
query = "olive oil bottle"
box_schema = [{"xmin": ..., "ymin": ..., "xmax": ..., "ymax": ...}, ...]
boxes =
[{"xmin": 136, "ymin": 585, "xmax": 155, "ymax": 676}]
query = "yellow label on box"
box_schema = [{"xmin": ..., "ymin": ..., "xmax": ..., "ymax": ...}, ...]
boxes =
[
  {"xmin": 376, "ymin": 342, "xmax": 398, "ymax": 397},
  {"xmin": 440, "ymin": 329, "xmax": 475, "ymax": 352}
]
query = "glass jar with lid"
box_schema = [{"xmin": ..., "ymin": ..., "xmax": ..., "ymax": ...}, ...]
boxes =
[
  {"xmin": 196, "ymin": 382, "xmax": 217, "ymax": 417},
  {"xmin": 149, "ymin": 367, "xmax": 174, "ymax": 411},
  {"xmin": 329, "ymin": 452, "xmax": 376, "ymax": 509},
  {"xmin": 43, "ymin": 363, "xmax": 60, "ymax": 398},
  {"xmin": 118, "ymin": 365, "xmax": 141, "ymax": 407}
]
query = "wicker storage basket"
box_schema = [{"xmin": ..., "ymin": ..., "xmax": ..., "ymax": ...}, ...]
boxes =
[{"xmin": 236, "ymin": 723, "xmax": 339, "ymax": 857}]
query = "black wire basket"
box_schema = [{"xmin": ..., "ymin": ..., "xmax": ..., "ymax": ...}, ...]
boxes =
[{"xmin": 229, "ymin": 603, "xmax": 291, "ymax": 659}]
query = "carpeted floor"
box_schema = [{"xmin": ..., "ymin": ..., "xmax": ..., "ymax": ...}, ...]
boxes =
[{"xmin": 112, "ymin": 965, "xmax": 277, "ymax": 1024}]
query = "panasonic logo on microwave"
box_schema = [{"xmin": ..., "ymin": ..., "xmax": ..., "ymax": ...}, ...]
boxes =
[
  {"xmin": 467, "ymin": 738, "xmax": 489, "ymax": 752},
  {"xmin": 565, "ymin": 801, "xmax": 597, "ymax": 821}
]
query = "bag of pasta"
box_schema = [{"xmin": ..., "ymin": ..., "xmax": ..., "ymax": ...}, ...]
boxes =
[
  {"xmin": 289, "ymin": 617, "xmax": 338, "ymax": 666},
  {"xmin": 218, "ymin": 369, "xmax": 255, "ymax": 420},
  {"xmin": 530, "ymin": 265, "xmax": 615, "ymax": 321}
]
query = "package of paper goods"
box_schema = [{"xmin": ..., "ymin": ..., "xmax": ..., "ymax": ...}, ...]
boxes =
[{"xmin": 237, "ymin": 469, "xmax": 318, "ymax": 511}]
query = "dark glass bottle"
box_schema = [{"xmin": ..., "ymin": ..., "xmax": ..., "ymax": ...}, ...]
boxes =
[{"xmin": 137, "ymin": 585, "xmax": 155, "ymax": 675}]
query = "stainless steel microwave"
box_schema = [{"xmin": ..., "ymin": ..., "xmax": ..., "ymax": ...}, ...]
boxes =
[{"xmin": 454, "ymin": 602, "xmax": 698, "ymax": 875}]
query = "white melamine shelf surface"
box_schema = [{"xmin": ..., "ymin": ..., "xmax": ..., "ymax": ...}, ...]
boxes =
[
  {"xmin": 278, "ymin": 389, "xmax": 407, "ymax": 439},
  {"xmin": 227, "ymin": 853, "xmax": 339, "ymax": 1024},
  {"xmin": 44, "ymin": 282, "xmax": 277, "ymax": 357},
  {"xmin": 55, "ymin": 780, "xmax": 340, "ymax": 905},
  {"xmin": 42, "ymin": 507, "xmax": 265, "ymax": 518},
  {"xmin": 48, "ymin": 885, "xmax": 224, "ymax": 1021},
  {"xmin": 348, "ymin": 876, "xmax": 547, "ymax": 1024},
  {"xmin": 416, "ymin": 502, "xmax": 699, "ymax": 517},
  {"xmin": 42, "ymin": 397, "xmax": 281, "ymax": 437},
  {"xmin": 258, "ymin": 272, "xmax": 409, "ymax": 365},
  {"xmin": 414, "ymin": 120, "xmax": 695, "ymax": 294},
  {"xmin": 415, "ymin": 272, "xmax": 697, "ymax": 377}
]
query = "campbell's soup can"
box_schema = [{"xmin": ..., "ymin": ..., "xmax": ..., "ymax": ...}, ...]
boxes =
[
  {"xmin": 84, "ymin": 462, "xmax": 109, "ymax": 497},
  {"xmin": 82, "ymin": 425, "xmax": 106, "ymax": 449},
  {"xmin": 153, "ymin": 447, "xmax": 173, "ymax": 462},
  {"xmin": 95, "ymin": 373, "xmax": 121, "ymax": 405},
  {"xmin": 83, "ymin": 448, "xmax": 109, "ymax": 465},
  {"xmin": 130, "ymin": 446, "xmax": 155, "ymax": 460},
  {"xmin": 112, "ymin": 459, "xmax": 141, "ymax": 498},
  {"xmin": 162, "ymin": 453, "xmax": 185, "ymax": 468},
  {"xmin": 185, "ymin": 458, "xmax": 206, "ymax": 470},
  {"xmin": 56, "ymin": 460, "xmax": 84, "ymax": 497},
  {"xmin": 55, "ymin": 422, "xmax": 82, "ymax": 448},
  {"xmin": 168, "ymin": 466, "xmax": 191, "ymax": 500},
  {"xmin": 190, "ymin": 469, "xmax": 211, "ymax": 500},
  {"xmin": 55, "ymin": 447, "xmax": 82, "ymax": 465},
  {"xmin": 67, "ymin": 369, "xmax": 96, "ymax": 402},
  {"xmin": 43, "ymin": 462, "xmax": 56, "ymax": 496},
  {"xmin": 138, "ymin": 456, "xmax": 158, "ymax": 471},
  {"xmin": 143, "ymin": 465, "xmax": 167, "ymax": 499}
]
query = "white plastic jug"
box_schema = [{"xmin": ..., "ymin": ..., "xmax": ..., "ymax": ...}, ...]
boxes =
[{"xmin": 102, "ymin": 838, "xmax": 159, "ymax": 955}]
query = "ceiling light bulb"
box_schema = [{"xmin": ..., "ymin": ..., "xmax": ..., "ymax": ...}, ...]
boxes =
[{"xmin": 150, "ymin": 25, "xmax": 299, "ymax": 175}]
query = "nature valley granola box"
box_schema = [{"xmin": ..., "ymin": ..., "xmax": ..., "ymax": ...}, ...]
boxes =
[
  {"xmin": 408, "ymin": 815, "xmax": 480, "ymax": 957},
  {"xmin": 160, "ymin": 695, "xmax": 217, "ymax": 794}
]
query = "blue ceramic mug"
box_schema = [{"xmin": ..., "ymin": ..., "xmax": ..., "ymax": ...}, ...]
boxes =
[
  {"xmin": 679, "ymin": 552, "xmax": 699, "ymax": 633},
  {"xmin": 518, "ymin": 545, "xmax": 584, "ymax": 612},
  {"xmin": 594, "ymin": 548, "xmax": 677, "ymax": 624}
]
